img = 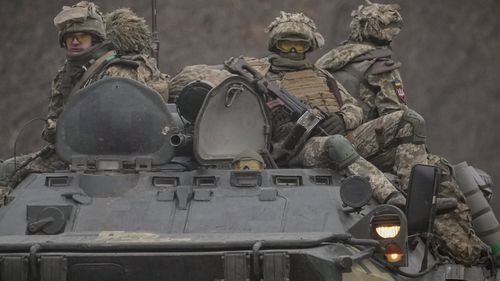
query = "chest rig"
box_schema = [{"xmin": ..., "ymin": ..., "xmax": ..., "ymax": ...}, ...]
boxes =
[
  {"xmin": 246, "ymin": 57, "xmax": 342, "ymax": 113},
  {"xmin": 274, "ymin": 69, "xmax": 341, "ymax": 114}
]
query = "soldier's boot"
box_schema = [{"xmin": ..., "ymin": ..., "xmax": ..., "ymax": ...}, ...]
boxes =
[
  {"xmin": 384, "ymin": 191, "xmax": 406, "ymax": 210},
  {"xmin": 326, "ymin": 135, "xmax": 400, "ymax": 205}
]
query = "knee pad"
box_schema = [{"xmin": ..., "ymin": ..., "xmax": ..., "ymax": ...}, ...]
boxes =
[
  {"xmin": 400, "ymin": 108, "xmax": 426, "ymax": 144},
  {"xmin": 325, "ymin": 135, "xmax": 360, "ymax": 169}
]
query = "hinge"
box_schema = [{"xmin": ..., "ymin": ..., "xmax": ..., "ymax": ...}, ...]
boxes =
[{"xmin": 135, "ymin": 157, "xmax": 152, "ymax": 171}]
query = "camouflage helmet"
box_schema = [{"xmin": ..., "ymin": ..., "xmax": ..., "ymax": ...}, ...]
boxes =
[
  {"xmin": 104, "ymin": 8, "xmax": 152, "ymax": 55},
  {"xmin": 266, "ymin": 11, "xmax": 325, "ymax": 53},
  {"xmin": 53, "ymin": 1, "xmax": 106, "ymax": 47},
  {"xmin": 349, "ymin": 0, "xmax": 402, "ymax": 43},
  {"xmin": 232, "ymin": 150, "xmax": 265, "ymax": 171}
]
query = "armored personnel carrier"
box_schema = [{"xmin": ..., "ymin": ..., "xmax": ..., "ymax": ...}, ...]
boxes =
[{"xmin": 0, "ymin": 77, "xmax": 496, "ymax": 281}]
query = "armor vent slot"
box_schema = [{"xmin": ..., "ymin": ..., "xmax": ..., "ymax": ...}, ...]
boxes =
[
  {"xmin": 45, "ymin": 176, "xmax": 70, "ymax": 187},
  {"xmin": 153, "ymin": 177, "xmax": 179, "ymax": 187},
  {"xmin": 274, "ymin": 176, "xmax": 302, "ymax": 186},
  {"xmin": 230, "ymin": 171, "xmax": 261, "ymax": 187},
  {"xmin": 194, "ymin": 176, "xmax": 217, "ymax": 187},
  {"xmin": 312, "ymin": 176, "xmax": 331, "ymax": 185}
]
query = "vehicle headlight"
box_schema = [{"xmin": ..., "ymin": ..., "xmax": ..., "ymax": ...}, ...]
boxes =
[
  {"xmin": 375, "ymin": 225, "xmax": 401, "ymax": 239},
  {"xmin": 371, "ymin": 214, "xmax": 401, "ymax": 239}
]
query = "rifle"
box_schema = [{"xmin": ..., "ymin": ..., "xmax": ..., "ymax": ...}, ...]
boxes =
[
  {"xmin": 224, "ymin": 56, "xmax": 328, "ymax": 159},
  {"xmin": 151, "ymin": 0, "xmax": 160, "ymax": 64}
]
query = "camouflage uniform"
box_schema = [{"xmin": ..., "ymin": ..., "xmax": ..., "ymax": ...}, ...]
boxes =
[
  {"xmin": 2, "ymin": 3, "xmax": 169, "ymax": 191},
  {"xmin": 104, "ymin": 8, "xmax": 168, "ymax": 100},
  {"xmin": 0, "ymin": 154, "xmax": 34, "ymax": 206},
  {"xmin": 262, "ymin": 12, "xmax": 402, "ymax": 204},
  {"xmin": 316, "ymin": 2, "xmax": 485, "ymax": 265},
  {"xmin": 43, "ymin": 2, "xmax": 168, "ymax": 144}
]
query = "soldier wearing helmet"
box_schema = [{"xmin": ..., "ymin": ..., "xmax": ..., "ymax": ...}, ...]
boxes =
[
  {"xmin": 316, "ymin": 1, "xmax": 487, "ymax": 266},
  {"xmin": 241, "ymin": 11, "xmax": 407, "ymax": 208},
  {"xmin": 232, "ymin": 150, "xmax": 266, "ymax": 171},
  {"xmin": 0, "ymin": 3, "xmax": 169, "ymax": 194},
  {"xmin": 43, "ymin": 2, "xmax": 168, "ymax": 144},
  {"xmin": 266, "ymin": 11, "xmax": 324, "ymax": 60}
]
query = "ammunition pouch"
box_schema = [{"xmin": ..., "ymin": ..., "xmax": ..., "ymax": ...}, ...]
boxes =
[
  {"xmin": 326, "ymin": 135, "xmax": 360, "ymax": 169},
  {"xmin": 399, "ymin": 108, "xmax": 426, "ymax": 144}
]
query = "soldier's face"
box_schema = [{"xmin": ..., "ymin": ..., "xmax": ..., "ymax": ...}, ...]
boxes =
[{"xmin": 64, "ymin": 32, "xmax": 92, "ymax": 54}]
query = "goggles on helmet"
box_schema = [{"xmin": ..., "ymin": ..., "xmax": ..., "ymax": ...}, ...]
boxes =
[
  {"xmin": 276, "ymin": 39, "xmax": 311, "ymax": 53},
  {"xmin": 64, "ymin": 32, "xmax": 92, "ymax": 46}
]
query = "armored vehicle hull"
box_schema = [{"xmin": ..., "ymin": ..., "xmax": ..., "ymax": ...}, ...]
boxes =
[{"xmin": 0, "ymin": 78, "xmax": 495, "ymax": 281}]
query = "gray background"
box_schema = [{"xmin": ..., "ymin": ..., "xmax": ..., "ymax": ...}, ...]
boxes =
[{"xmin": 0, "ymin": 1, "xmax": 499, "ymax": 212}]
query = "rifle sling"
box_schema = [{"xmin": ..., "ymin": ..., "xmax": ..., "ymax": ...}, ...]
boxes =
[{"xmin": 69, "ymin": 50, "xmax": 117, "ymax": 95}]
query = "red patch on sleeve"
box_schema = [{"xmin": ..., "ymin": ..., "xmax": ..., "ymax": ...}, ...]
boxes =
[{"xmin": 392, "ymin": 79, "xmax": 406, "ymax": 103}]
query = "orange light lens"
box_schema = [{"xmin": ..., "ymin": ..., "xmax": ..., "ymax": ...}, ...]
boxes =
[
  {"xmin": 64, "ymin": 33, "xmax": 92, "ymax": 46},
  {"xmin": 384, "ymin": 243, "xmax": 404, "ymax": 263}
]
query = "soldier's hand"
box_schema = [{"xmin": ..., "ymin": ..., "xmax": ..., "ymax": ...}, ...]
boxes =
[{"xmin": 320, "ymin": 114, "xmax": 346, "ymax": 135}]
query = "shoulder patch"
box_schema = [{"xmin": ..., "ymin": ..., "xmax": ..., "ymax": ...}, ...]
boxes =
[{"xmin": 391, "ymin": 79, "xmax": 406, "ymax": 103}]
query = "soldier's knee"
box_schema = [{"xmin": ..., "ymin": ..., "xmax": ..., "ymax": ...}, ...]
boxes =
[
  {"xmin": 325, "ymin": 135, "xmax": 360, "ymax": 169},
  {"xmin": 400, "ymin": 108, "xmax": 426, "ymax": 144}
]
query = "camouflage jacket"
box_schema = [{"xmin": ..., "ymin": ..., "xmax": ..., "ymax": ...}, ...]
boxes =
[
  {"xmin": 43, "ymin": 50, "xmax": 168, "ymax": 143},
  {"xmin": 316, "ymin": 42, "xmax": 408, "ymax": 121},
  {"xmin": 241, "ymin": 57, "xmax": 363, "ymax": 165}
]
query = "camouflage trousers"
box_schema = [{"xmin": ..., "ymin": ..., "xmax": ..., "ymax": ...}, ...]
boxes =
[
  {"xmin": 0, "ymin": 153, "xmax": 36, "ymax": 206},
  {"xmin": 291, "ymin": 136, "xmax": 398, "ymax": 203},
  {"xmin": 428, "ymin": 154, "xmax": 486, "ymax": 266},
  {"xmin": 1, "ymin": 150, "xmax": 68, "ymax": 190},
  {"xmin": 346, "ymin": 110, "xmax": 428, "ymax": 187}
]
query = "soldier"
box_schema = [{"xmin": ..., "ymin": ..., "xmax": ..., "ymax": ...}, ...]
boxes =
[
  {"xmin": 0, "ymin": 2, "xmax": 169, "ymax": 192},
  {"xmin": 316, "ymin": 1, "xmax": 486, "ymax": 266},
  {"xmin": 104, "ymin": 8, "xmax": 168, "ymax": 100},
  {"xmin": 246, "ymin": 11, "xmax": 406, "ymax": 207},
  {"xmin": 43, "ymin": 1, "xmax": 167, "ymax": 143}
]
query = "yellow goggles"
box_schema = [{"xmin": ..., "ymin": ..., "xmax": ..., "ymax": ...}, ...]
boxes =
[
  {"xmin": 64, "ymin": 32, "xmax": 92, "ymax": 46},
  {"xmin": 276, "ymin": 40, "xmax": 310, "ymax": 53}
]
